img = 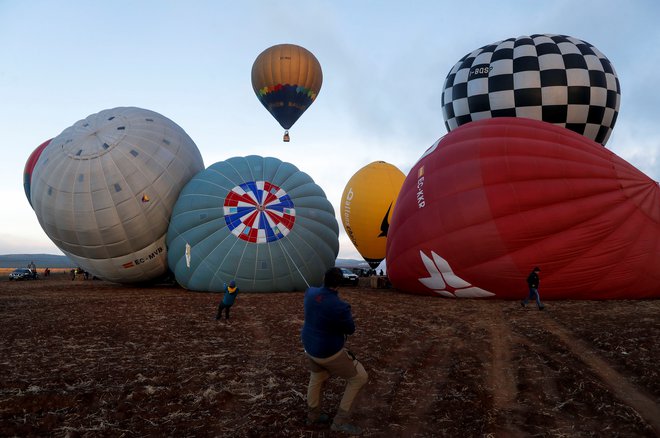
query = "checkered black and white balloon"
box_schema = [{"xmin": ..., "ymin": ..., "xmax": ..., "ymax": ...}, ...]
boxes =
[{"xmin": 441, "ymin": 34, "xmax": 621, "ymax": 145}]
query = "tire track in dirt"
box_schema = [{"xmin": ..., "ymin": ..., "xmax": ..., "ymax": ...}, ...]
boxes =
[
  {"xmin": 484, "ymin": 308, "xmax": 527, "ymax": 438},
  {"xmin": 541, "ymin": 316, "xmax": 660, "ymax": 435},
  {"xmin": 364, "ymin": 320, "xmax": 456, "ymax": 436},
  {"xmin": 487, "ymin": 311, "xmax": 517, "ymax": 408},
  {"xmin": 392, "ymin": 328, "xmax": 456, "ymax": 434}
]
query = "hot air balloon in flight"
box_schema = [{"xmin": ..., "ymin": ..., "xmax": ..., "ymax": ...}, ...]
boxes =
[
  {"xmin": 251, "ymin": 44, "xmax": 323, "ymax": 142},
  {"xmin": 23, "ymin": 139, "xmax": 52, "ymax": 208},
  {"xmin": 441, "ymin": 34, "xmax": 621, "ymax": 145},
  {"xmin": 29, "ymin": 107, "xmax": 205, "ymax": 283},
  {"xmin": 340, "ymin": 161, "xmax": 405, "ymax": 268},
  {"xmin": 167, "ymin": 155, "xmax": 339, "ymax": 292},
  {"xmin": 386, "ymin": 117, "xmax": 660, "ymax": 300}
]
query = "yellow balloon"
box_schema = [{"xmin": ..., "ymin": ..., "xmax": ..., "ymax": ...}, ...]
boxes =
[{"xmin": 340, "ymin": 161, "xmax": 406, "ymax": 268}]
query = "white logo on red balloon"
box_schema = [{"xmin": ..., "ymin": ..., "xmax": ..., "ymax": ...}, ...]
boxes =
[{"xmin": 418, "ymin": 251, "xmax": 494, "ymax": 298}]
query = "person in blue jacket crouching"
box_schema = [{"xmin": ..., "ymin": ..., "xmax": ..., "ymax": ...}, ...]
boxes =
[{"xmin": 301, "ymin": 267, "xmax": 368, "ymax": 435}]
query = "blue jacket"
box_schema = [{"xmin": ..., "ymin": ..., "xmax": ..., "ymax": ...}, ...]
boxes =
[
  {"xmin": 301, "ymin": 286, "xmax": 355, "ymax": 358},
  {"xmin": 222, "ymin": 284, "xmax": 239, "ymax": 306}
]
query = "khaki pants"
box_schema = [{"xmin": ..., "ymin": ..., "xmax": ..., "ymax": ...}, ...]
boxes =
[{"xmin": 305, "ymin": 348, "xmax": 368, "ymax": 422}]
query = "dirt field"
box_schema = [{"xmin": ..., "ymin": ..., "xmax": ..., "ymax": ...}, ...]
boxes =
[{"xmin": 1, "ymin": 274, "xmax": 659, "ymax": 437}]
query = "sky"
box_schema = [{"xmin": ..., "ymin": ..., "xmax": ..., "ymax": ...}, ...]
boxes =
[{"xmin": 1, "ymin": 0, "xmax": 659, "ymax": 262}]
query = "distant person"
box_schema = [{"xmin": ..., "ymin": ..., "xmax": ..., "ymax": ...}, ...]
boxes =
[
  {"xmin": 27, "ymin": 261, "xmax": 37, "ymax": 277},
  {"xmin": 44, "ymin": 268, "xmax": 50, "ymax": 277},
  {"xmin": 301, "ymin": 267, "xmax": 368, "ymax": 435},
  {"xmin": 71, "ymin": 267, "xmax": 83, "ymax": 281},
  {"xmin": 215, "ymin": 280, "xmax": 239, "ymax": 323},
  {"xmin": 521, "ymin": 266, "xmax": 545, "ymax": 310}
]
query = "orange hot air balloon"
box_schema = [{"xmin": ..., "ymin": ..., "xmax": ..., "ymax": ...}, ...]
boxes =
[
  {"xmin": 251, "ymin": 44, "xmax": 322, "ymax": 142},
  {"xmin": 341, "ymin": 161, "xmax": 406, "ymax": 268}
]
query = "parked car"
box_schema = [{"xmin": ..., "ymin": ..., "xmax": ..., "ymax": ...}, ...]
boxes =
[
  {"xmin": 9, "ymin": 268, "xmax": 37, "ymax": 280},
  {"xmin": 340, "ymin": 268, "xmax": 359, "ymax": 286}
]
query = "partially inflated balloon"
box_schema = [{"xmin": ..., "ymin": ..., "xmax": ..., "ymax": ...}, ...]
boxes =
[
  {"xmin": 30, "ymin": 107, "xmax": 204, "ymax": 283},
  {"xmin": 386, "ymin": 117, "xmax": 660, "ymax": 299},
  {"xmin": 442, "ymin": 34, "xmax": 620, "ymax": 145},
  {"xmin": 167, "ymin": 155, "xmax": 339, "ymax": 292},
  {"xmin": 340, "ymin": 161, "xmax": 405, "ymax": 268},
  {"xmin": 24, "ymin": 139, "xmax": 51, "ymax": 208},
  {"xmin": 251, "ymin": 44, "xmax": 322, "ymax": 141}
]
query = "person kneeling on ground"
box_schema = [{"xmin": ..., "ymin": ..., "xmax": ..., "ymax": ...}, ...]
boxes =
[{"xmin": 300, "ymin": 267, "xmax": 368, "ymax": 435}]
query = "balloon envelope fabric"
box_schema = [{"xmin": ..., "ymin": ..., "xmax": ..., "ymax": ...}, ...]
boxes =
[
  {"xmin": 167, "ymin": 155, "xmax": 339, "ymax": 292},
  {"xmin": 386, "ymin": 117, "xmax": 660, "ymax": 299},
  {"xmin": 340, "ymin": 161, "xmax": 406, "ymax": 268},
  {"xmin": 251, "ymin": 44, "xmax": 323, "ymax": 131},
  {"xmin": 23, "ymin": 139, "xmax": 51, "ymax": 208},
  {"xmin": 441, "ymin": 34, "xmax": 620, "ymax": 145},
  {"xmin": 30, "ymin": 107, "xmax": 205, "ymax": 283}
]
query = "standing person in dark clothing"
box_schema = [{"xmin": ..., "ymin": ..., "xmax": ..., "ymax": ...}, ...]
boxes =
[
  {"xmin": 301, "ymin": 267, "xmax": 368, "ymax": 435},
  {"xmin": 522, "ymin": 266, "xmax": 545, "ymax": 310},
  {"xmin": 27, "ymin": 261, "xmax": 37, "ymax": 278},
  {"xmin": 215, "ymin": 280, "xmax": 239, "ymax": 322}
]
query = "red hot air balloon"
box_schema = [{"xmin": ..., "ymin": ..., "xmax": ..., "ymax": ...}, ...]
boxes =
[
  {"xmin": 23, "ymin": 139, "xmax": 52, "ymax": 208},
  {"xmin": 386, "ymin": 117, "xmax": 660, "ymax": 300}
]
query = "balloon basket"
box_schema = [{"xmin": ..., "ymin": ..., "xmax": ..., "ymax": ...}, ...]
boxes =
[{"xmin": 283, "ymin": 131, "xmax": 290, "ymax": 142}]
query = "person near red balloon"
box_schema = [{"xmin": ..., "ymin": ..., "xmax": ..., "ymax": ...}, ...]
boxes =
[{"xmin": 522, "ymin": 267, "xmax": 545, "ymax": 310}]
